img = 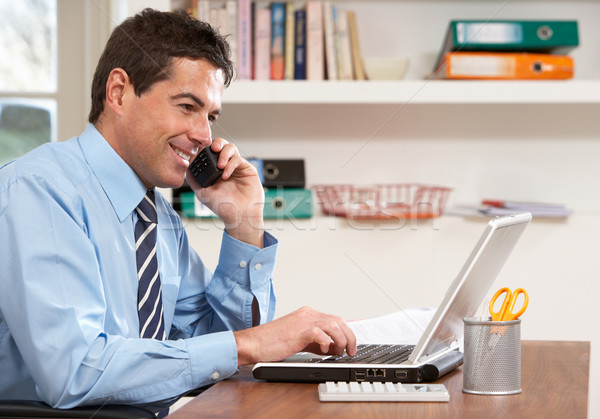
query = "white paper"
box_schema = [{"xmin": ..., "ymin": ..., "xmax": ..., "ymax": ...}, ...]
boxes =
[{"xmin": 348, "ymin": 307, "xmax": 435, "ymax": 345}]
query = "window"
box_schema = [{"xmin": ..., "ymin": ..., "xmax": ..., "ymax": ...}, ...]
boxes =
[{"xmin": 0, "ymin": 0, "xmax": 57, "ymax": 165}]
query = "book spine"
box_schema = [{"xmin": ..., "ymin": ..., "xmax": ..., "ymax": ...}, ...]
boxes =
[
  {"xmin": 284, "ymin": 2, "xmax": 296, "ymax": 80},
  {"xmin": 190, "ymin": 0, "xmax": 198, "ymax": 19},
  {"xmin": 270, "ymin": 2, "xmax": 286, "ymax": 80},
  {"xmin": 196, "ymin": 0, "xmax": 210, "ymax": 22},
  {"xmin": 435, "ymin": 52, "xmax": 574, "ymax": 80},
  {"xmin": 237, "ymin": 0, "xmax": 253, "ymax": 80},
  {"xmin": 226, "ymin": 1, "xmax": 238, "ymax": 67},
  {"xmin": 305, "ymin": 0, "xmax": 324, "ymax": 81},
  {"xmin": 217, "ymin": 7, "xmax": 228, "ymax": 34},
  {"xmin": 322, "ymin": 2, "xmax": 338, "ymax": 81},
  {"xmin": 294, "ymin": 9, "xmax": 307, "ymax": 80},
  {"xmin": 347, "ymin": 11, "xmax": 365, "ymax": 80},
  {"xmin": 209, "ymin": 7, "xmax": 219, "ymax": 29},
  {"xmin": 335, "ymin": 10, "xmax": 354, "ymax": 80},
  {"xmin": 253, "ymin": 7, "xmax": 272, "ymax": 80}
]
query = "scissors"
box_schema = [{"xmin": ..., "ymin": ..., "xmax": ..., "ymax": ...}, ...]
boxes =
[{"xmin": 489, "ymin": 287, "xmax": 529, "ymax": 322}]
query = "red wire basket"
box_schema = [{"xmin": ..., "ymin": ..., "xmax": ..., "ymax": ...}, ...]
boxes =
[{"xmin": 313, "ymin": 184, "xmax": 452, "ymax": 219}]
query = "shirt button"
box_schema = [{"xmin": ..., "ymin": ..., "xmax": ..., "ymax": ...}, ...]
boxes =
[
  {"xmin": 211, "ymin": 372, "xmax": 220, "ymax": 381},
  {"xmin": 239, "ymin": 260, "xmax": 247, "ymax": 268},
  {"xmin": 254, "ymin": 263, "xmax": 262, "ymax": 270}
]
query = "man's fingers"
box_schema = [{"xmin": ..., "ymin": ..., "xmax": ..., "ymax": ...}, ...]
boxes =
[
  {"xmin": 305, "ymin": 318, "xmax": 357, "ymax": 357},
  {"xmin": 320, "ymin": 317, "xmax": 357, "ymax": 356},
  {"xmin": 301, "ymin": 327, "xmax": 331, "ymax": 354},
  {"xmin": 320, "ymin": 320, "xmax": 347, "ymax": 356},
  {"xmin": 338, "ymin": 320, "xmax": 358, "ymax": 356},
  {"xmin": 210, "ymin": 137, "xmax": 229, "ymax": 152},
  {"xmin": 235, "ymin": 307, "xmax": 359, "ymax": 364}
]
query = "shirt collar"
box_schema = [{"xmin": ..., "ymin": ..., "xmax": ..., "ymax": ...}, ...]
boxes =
[{"xmin": 79, "ymin": 124, "xmax": 147, "ymax": 222}]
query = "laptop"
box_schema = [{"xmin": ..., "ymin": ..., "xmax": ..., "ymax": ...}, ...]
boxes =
[{"xmin": 253, "ymin": 212, "xmax": 532, "ymax": 383}]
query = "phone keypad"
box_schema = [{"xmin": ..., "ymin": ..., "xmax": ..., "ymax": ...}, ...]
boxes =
[{"xmin": 189, "ymin": 148, "xmax": 223, "ymax": 188}]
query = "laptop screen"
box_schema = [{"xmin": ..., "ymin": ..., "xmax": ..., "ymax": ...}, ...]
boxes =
[{"xmin": 409, "ymin": 213, "xmax": 532, "ymax": 363}]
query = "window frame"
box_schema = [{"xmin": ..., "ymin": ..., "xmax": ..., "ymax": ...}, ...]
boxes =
[{"xmin": 0, "ymin": 0, "xmax": 117, "ymax": 146}]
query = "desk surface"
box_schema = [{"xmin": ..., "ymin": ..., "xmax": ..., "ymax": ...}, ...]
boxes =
[{"xmin": 168, "ymin": 341, "xmax": 589, "ymax": 419}]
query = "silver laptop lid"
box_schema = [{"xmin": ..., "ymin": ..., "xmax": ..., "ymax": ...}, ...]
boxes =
[{"xmin": 409, "ymin": 212, "xmax": 532, "ymax": 363}]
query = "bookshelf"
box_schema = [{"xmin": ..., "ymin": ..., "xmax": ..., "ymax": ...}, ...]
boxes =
[
  {"xmin": 220, "ymin": 0, "xmax": 600, "ymax": 105},
  {"xmin": 165, "ymin": 1, "xmax": 600, "ymax": 104}
]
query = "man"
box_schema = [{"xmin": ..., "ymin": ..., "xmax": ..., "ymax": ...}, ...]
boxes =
[{"xmin": 0, "ymin": 9, "xmax": 356, "ymax": 413}]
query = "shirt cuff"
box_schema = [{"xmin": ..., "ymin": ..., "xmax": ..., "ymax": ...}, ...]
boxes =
[
  {"xmin": 186, "ymin": 330, "xmax": 238, "ymax": 387},
  {"xmin": 218, "ymin": 231, "xmax": 278, "ymax": 289}
]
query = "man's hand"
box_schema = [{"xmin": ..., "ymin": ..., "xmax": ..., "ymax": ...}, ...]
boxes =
[
  {"xmin": 233, "ymin": 306, "xmax": 358, "ymax": 366},
  {"xmin": 187, "ymin": 138, "xmax": 265, "ymax": 248}
]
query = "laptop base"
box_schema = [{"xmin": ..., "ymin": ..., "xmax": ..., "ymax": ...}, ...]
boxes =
[{"xmin": 252, "ymin": 349, "xmax": 463, "ymax": 383}]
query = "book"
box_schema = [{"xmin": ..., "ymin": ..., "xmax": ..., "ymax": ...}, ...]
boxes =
[
  {"xmin": 196, "ymin": 0, "xmax": 210, "ymax": 22},
  {"xmin": 226, "ymin": 1, "xmax": 238, "ymax": 68},
  {"xmin": 347, "ymin": 11, "xmax": 365, "ymax": 80},
  {"xmin": 305, "ymin": 1, "xmax": 324, "ymax": 80},
  {"xmin": 322, "ymin": 2, "xmax": 338, "ymax": 81},
  {"xmin": 433, "ymin": 51, "xmax": 574, "ymax": 80},
  {"xmin": 434, "ymin": 20, "xmax": 579, "ymax": 70},
  {"xmin": 293, "ymin": 8, "xmax": 307, "ymax": 80},
  {"xmin": 217, "ymin": 7, "xmax": 228, "ymax": 35},
  {"xmin": 270, "ymin": 2, "xmax": 286, "ymax": 80},
  {"xmin": 335, "ymin": 10, "xmax": 354, "ymax": 80},
  {"xmin": 237, "ymin": 0, "xmax": 253, "ymax": 80},
  {"xmin": 209, "ymin": 7, "xmax": 219, "ymax": 30},
  {"xmin": 284, "ymin": 2, "xmax": 296, "ymax": 80},
  {"xmin": 253, "ymin": 7, "xmax": 271, "ymax": 80}
]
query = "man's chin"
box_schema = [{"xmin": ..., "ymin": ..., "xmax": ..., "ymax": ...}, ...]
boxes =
[{"xmin": 155, "ymin": 174, "xmax": 186, "ymax": 190}]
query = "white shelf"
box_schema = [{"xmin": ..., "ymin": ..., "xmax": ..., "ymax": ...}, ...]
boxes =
[{"xmin": 222, "ymin": 80, "xmax": 600, "ymax": 105}]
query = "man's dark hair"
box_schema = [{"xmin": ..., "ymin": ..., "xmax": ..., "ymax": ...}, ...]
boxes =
[{"xmin": 88, "ymin": 8, "xmax": 234, "ymax": 124}]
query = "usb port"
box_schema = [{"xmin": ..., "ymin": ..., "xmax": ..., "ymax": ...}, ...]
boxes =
[
  {"xmin": 355, "ymin": 370, "xmax": 366, "ymax": 381},
  {"xmin": 395, "ymin": 370, "xmax": 408, "ymax": 379}
]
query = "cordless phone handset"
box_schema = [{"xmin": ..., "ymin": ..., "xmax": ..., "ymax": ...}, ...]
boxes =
[{"xmin": 188, "ymin": 147, "xmax": 223, "ymax": 188}]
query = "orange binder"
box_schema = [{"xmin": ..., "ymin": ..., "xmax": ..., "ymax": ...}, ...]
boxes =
[{"xmin": 433, "ymin": 52, "xmax": 574, "ymax": 80}]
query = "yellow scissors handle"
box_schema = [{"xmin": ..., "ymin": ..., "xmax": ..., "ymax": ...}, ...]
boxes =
[
  {"xmin": 489, "ymin": 287, "xmax": 511, "ymax": 322},
  {"xmin": 502, "ymin": 288, "xmax": 529, "ymax": 321}
]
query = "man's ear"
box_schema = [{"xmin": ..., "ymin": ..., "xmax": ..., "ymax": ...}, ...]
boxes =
[{"xmin": 105, "ymin": 68, "xmax": 131, "ymax": 117}]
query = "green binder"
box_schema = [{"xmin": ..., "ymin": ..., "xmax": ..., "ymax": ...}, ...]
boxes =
[
  {"xmin": 434, "ymin": 20, "xmax": 579, "ymax": 70},
  {"xmin": 263, "ymin": 188, "xmax": 313, "ymax": 219},
  {"xmin": 178, "ymin": 189, "xmax": 313, "ymax": 219}
]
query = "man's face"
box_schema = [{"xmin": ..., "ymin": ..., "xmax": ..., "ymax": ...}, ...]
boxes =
[{"xmin": 115, "ymin": 58, "xmax": 224, "ymax": 188}]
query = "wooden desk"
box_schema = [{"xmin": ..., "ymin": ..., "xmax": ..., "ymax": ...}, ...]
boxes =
[{"xmin": 169, "ymin": 341, "xmax": 589, "ymax": 419}]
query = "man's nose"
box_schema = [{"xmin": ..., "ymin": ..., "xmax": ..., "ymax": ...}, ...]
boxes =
[{"xmin": 188, "ymin": 117, "xmax": 212, "ymax": 147}]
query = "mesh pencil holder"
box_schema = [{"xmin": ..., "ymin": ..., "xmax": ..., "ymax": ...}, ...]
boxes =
[{"xmin": 462, "ymin": 317, "xmax": 521, "ymax": 395}]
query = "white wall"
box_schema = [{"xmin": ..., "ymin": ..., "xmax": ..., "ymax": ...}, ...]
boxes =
[{"xmin": 195, "ymin": 103, "xmax": 600, "ymax": 414}]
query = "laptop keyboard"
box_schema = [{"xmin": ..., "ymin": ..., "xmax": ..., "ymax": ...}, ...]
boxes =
[{"xmin": 313, "ymin": 344, "xmax": 415, "ymax": 364}]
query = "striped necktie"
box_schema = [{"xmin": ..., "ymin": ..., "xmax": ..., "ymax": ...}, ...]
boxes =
[{"xmin": 135, "ymin": 189, "xmax": 166, "ymax": 340}]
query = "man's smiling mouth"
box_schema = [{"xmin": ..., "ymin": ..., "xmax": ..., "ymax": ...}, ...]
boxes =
[{"xmin": 172, "ymin": 146, "xmax": 191, "ymax": 162}]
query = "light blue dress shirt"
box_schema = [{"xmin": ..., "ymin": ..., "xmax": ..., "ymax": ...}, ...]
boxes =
[{"xmin": 0, "ymin": 124, "xmax": 277, "ymax": 409}]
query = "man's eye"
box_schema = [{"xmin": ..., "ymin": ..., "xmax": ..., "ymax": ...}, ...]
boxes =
[{"xmin": 180, "ymin": 104, "xmax": 194, "ymax": 112}]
